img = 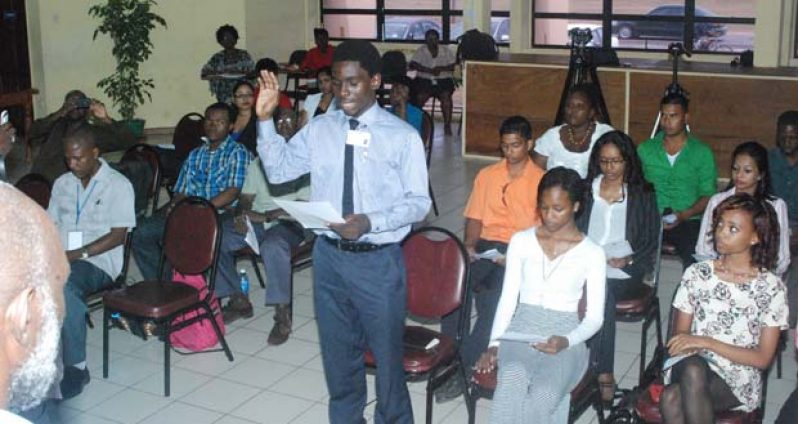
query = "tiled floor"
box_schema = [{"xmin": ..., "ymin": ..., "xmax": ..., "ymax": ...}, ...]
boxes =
[{"xmin": 57, "ymin": 121, "xmax": 795, "ymax": 423}]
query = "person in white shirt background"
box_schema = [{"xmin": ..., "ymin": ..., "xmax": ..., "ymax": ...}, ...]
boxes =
[{"xmin": 475, "ymin": 167, "xmax": 606, "ymax": 424}]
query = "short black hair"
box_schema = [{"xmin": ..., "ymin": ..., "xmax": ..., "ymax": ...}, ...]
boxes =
[
  {"xmin": 317, "ymin": 66, "xmax": 332, "ymax": 78},
  {"xmin": 567, "ymin": 84, "xmax": 599, "ymax": 113},
  {"xmin": 65, "ymin": 89, "xmax": 87, "ymax": 102},
  {"xmin": 205, "ymin": 102, "xmax": 233, "ymax": 122},
  {"xmin": 777, "ymin": 110, "xmax": 798, "ymax": 129},
  {"xmin": 391, "ymin": 75, "xmax": 412, "ymax": 90},
  {"xmin": 216, "ymin": 24, "xmax": 239, "ymax": 44},
  {"xmin": 538, "ymin": 167, "xmax": 584, "ymax": 206},
  {"xmin": 63, "ymin": 124, "xmax": 96, "ymax": 149},
  {"xmin": 425, "ymin": 29, "xmax": 440, "ymax": 39},
  {"xmin": 499, "ymin": 116, "xmax": 532, "ymax": 140},
  {"xmin": 314, "ymin": 28, "xmax": 328, "ymax": 38},
  {"xmin": 661, "ymin": 91, "xmax": 689, "ymax": 112},
  {"xmin": 333, "ymin": 40, "xmax": 382, "ymax": 76},
  {"xmin": 255, "ymin": 57, "xmax": 279, "ymax": 74}
]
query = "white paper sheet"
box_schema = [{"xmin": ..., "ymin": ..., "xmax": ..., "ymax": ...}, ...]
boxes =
[
  {"xmin": 604, "ymin": 240, "xmax": 633, "ymax": 279},
  {"xmin": 273, "ymin": 199, "xmax": 345, "ymax": 229},
  {"xmin": 244, "ymin": 216, "xmax": 260, "ymax": 255},
  {"xmin": 497, "ymin": 331, "xmax": 548, "ymax": 344},
  {"xmin": 474, "ymin": 248, "xmax": 505, "ymax": 261}
]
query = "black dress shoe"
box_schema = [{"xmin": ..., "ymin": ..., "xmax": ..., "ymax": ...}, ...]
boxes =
[{"xmin": 60, "ymin": 366, "xmax": 90, "ymax": 400}]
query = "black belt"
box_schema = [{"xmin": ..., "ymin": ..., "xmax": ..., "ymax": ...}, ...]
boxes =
[{"xmin": 321, "ymin": 236, "xmax": 394, "ymax": 253}]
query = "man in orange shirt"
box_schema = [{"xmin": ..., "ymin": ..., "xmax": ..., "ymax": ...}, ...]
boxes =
[{"xmin": 437, "ymin": 116, "xmax": 544, "ymax": 403}]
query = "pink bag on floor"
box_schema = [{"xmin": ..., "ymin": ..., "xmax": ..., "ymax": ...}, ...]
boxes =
[{"xmin": 169, "ymin": 271, "xmax": 226, "ymax": 351}]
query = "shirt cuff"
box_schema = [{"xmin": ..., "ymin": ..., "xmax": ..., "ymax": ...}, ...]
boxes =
[
  {"xmin": 366, "ymin": 212, "xmax": 385, "ymax": 233},
  {"xmin": 257, "ymin": 119, "xmax": 277, "ymax": 135}
]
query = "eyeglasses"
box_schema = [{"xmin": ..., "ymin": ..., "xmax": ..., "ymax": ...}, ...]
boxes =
[
  {"xmin": 234, "ymin": 93, "xmax": 254, "ymax": 99},
  {"xmin": 599, "ymin": 158, "xmax": 625, "ymax": 166}
]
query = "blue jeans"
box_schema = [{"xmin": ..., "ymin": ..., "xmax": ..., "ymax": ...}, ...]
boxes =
[
  {"xmin": 131, "ymin": 213, "xmax": 166, "ymax": 281},
  {"xmin": 215, "ymin": 215, "xmax": 305, "ymax": 304},
  {"xmin": 313, "ymin": 239, "xmax": 413, "ymax": 424},
  {"xmin": 62, "ymin": 260, "xmax": 113, "ymax": 366}
]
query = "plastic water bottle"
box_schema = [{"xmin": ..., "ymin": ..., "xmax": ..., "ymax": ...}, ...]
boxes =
[{"xmin": 239, "ymin": 269, "xmax": 250, "ymax": 297}]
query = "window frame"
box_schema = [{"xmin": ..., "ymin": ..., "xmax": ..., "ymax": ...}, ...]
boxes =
[
  {"xmin": 320, "ymin": 0, "xmax": 463, "ymax": 44},
  {"xmin": 531, "ymin": 0, "xmax": 755, "ymax": 54}
]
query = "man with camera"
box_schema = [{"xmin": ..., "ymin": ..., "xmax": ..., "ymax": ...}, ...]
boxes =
[{"xmin": 28, "ymin": 90, "xmax": 137, "ymax": 183}]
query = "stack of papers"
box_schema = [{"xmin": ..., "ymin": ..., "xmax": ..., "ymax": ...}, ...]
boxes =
[
  {"xmin": 273, "ymin": 199, "xmax": 345, "ymax": 229},
  {"xmin": 475, "ymin": 248, "xmax": 504, "ymax": 261},
  {"xmin": 603, "ymin": 240, "xmax": 634, "ymax": 279}
]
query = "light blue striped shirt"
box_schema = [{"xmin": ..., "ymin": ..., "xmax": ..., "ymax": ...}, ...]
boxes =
[{"xmin": 257, "ymin": 101, "xmax": 430, "ymax": 244}]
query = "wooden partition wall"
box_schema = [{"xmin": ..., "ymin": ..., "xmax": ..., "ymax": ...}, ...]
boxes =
[{"xmin": 463, "ymin": 55, "xmax": 798, "ymax": 176}]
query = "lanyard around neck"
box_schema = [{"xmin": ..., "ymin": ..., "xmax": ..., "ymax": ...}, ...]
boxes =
[{"xmin": 76, "ymin": 181, "xmax": 98, "ymax": 226}]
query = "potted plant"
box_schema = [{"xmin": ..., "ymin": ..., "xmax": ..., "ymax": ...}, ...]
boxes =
[{"xmin": 89, "ymin": 0, "xmax": 166, "ymax": 137}]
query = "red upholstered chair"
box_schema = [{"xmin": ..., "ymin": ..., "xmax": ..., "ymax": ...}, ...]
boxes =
[
  {"xmin": 160, "ymin": 112, "xmax": 204, "ymax": 197},
  {"xmin": 364, "ymin": 226, "xmax": 470, "ymax": 424},
  {"xmin": 15, "ymin": 173, "xmax": 51, "ymax": 209},
  {"xmin": 467, "ymin": 290, "xmax": 606, "ymax": 424},
  {"xmin": 101, "ymin": 197, "xmax": 234, "ymax": 396},
  {"xmin": 122, "ymin": 143, "xmax": 163, "ymax": 216}
]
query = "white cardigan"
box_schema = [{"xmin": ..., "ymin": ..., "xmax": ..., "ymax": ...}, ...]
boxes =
[{"xmin": 489, "ymin": 227, "xmax": 607, "ymax": 348}]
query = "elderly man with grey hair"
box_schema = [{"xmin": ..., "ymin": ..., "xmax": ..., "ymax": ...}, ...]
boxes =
[{"xmin": 0, "ymin": 182, "xmax": 69, "ymax": 423}]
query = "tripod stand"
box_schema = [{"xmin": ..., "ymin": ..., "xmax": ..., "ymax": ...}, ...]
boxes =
[
  {"xmin": 555, "ymin": 28, "xmax": 612, "ymax": 126},
  {"xmin": 649, "ymin": 43, "xmax": 691, "ymax": 137}
]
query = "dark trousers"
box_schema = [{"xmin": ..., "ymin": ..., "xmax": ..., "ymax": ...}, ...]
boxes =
[
  {"xmin": 63, "ymin": 260, "xmax": 113, "ymax": 366},
  {"xmin": 597, "ymin": 276, "xmax": 643, "ymax": 374},
  {"xmin": 215, "ymin": 215, "xmax": 305, "ymax": 304},
  {"xmin": 442, "ymin": 239, "xmax": 507, "ymax": 370},
  {"xmin": 663, "ymin": 218, "xmax": 701, "ymax": 269},
  {"xmin": 777, "ymin": 380, "xmax": 798, "ymax": 423},
  {"xmin": 313, "ymin": 239, "xmax": 412, "ymax": 424},
  {"xmin": 131, "ymin": 213, "xmax": 167, "ymax": 281}
]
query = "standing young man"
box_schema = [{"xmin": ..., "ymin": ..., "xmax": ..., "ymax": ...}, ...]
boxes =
[
  {"xmin": 638, "ymin": 93, "xmax": 717, "ymax": 268},
  {"xmin": 256, "ymin": 40, "xmax": 430, "ymax": 424}
]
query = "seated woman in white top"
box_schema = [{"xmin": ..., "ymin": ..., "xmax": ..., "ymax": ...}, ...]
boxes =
[
  {"xmin": 695, "ymin": 141, "xmax": 790, "ymax": 276},
  {"xmin": 299, "ymin": 66, "xmax": 336, "ymax": 127},
  {"xmin": 532, "ymin": 84, "xmax": 614, "ymax": 178},
  {"xmin": 662, "ymin": 194, "xmax": 787, "ymax": 422},
  {"xmin": 475, "ymin": 167, "xmax": 606, "ymax": 424}
]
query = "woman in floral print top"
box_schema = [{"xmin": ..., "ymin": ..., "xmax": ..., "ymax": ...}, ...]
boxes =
[{"xmin": 660, "ymin": 194, "xmax": 788, "ymax": 422}]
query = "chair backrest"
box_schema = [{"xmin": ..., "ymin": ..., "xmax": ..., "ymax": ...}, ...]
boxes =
[
  {"xmin": 15, "ymin": 173, "xmax": 51, "ymax": 209},
  {"xmin": 289, "ymin": 50, "xmax": 307, "ymax": 66},
  {"xmin": 171, "ymin": 113, "xmax": 205, "ymax": 159},
  {"xmin": 421, "ymin": 110, "xmax": 434, "ymax": 167},
  {"xmin": 122, "ymin": 143, "xmax": 162, "ymax": 201},
  {"xmin": 403, "ymin": 226, "xmax": 469, "ymax": 320},
  {"xmin": 160, "ymin": 197, "xmax": 221, "ymax": 288},
  {"xmin": 381, "ymin": 50, "xmax": 408, "ymax": 83}
]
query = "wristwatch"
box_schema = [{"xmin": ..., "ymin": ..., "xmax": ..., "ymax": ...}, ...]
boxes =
[{"xmin": 81, "ymin": 248, "xmax": 90, "ymax": 260}]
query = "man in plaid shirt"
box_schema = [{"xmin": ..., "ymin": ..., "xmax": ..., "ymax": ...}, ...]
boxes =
[{"xmin": 131, "ymin": 103, "xmax": 251, "ymax": 280}]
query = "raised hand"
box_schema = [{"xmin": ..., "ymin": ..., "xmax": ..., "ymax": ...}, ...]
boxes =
[{"xmin": 255, "ymin": 70, "xmax": 281, "ymax": 121}]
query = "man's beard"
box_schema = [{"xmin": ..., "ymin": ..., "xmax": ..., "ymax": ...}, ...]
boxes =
[{"xmin": 8, "ymin": 288, "xmax": 60, "ymax": 412}]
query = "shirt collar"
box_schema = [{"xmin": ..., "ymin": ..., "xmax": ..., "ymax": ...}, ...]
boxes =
[
  {"xmin": 204, "ymin": 136, "xmax": 234, "ymax": 152},
  {"xmin": 341, "ymin": 100, "xmax": 381, "ymax": 129},
  {"xmin": 68, "ymin": 158, "xmax": 109, "ymax": 186}
]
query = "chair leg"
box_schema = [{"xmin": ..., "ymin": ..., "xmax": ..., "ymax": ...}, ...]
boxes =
[
  {"xmin": 202, "ymin": 302, "xmax": 234, "ymax": 362},
  {"xmin": 425, "ymin": 376, "xmax": 435, "ymax": 424},
  {"xmin": 102, "ymin": 307, "xmax": 110, "ymax": 378},
  {"xmin": 428, "ymin": 181, "xmax": 439, "ymax": 216},
  {"xmin": 639, "ymin": 316, "xmax": 651, "ymax": 387},
  {"xmin": 250, "ymin": 256, "xmax": 266, "ymax": 289},
  {"xmin": 163, "ymin": 318, "xmax": 170, "ymax": 397}
]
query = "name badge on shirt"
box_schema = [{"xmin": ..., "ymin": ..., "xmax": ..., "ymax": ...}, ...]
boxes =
[
  {"xmin": 431, "ymin": 79, "xmax": 438, "ymax": 86},
  {"xmin": 346, "ymin": 130, "xmax": 371, "ymax": 149},
  {"xmin": 68, "ymin": 231, "xmax": 83, "ymax": 250}
]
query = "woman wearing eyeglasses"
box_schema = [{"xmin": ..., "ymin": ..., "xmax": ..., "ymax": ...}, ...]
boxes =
[
  {"xmin": 576, "ymin": 130, "xmax": 660, "ymax": 403},
  {"xmin": 230, "ymin": 80, "xmax": 258, "ymax": 155}
]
